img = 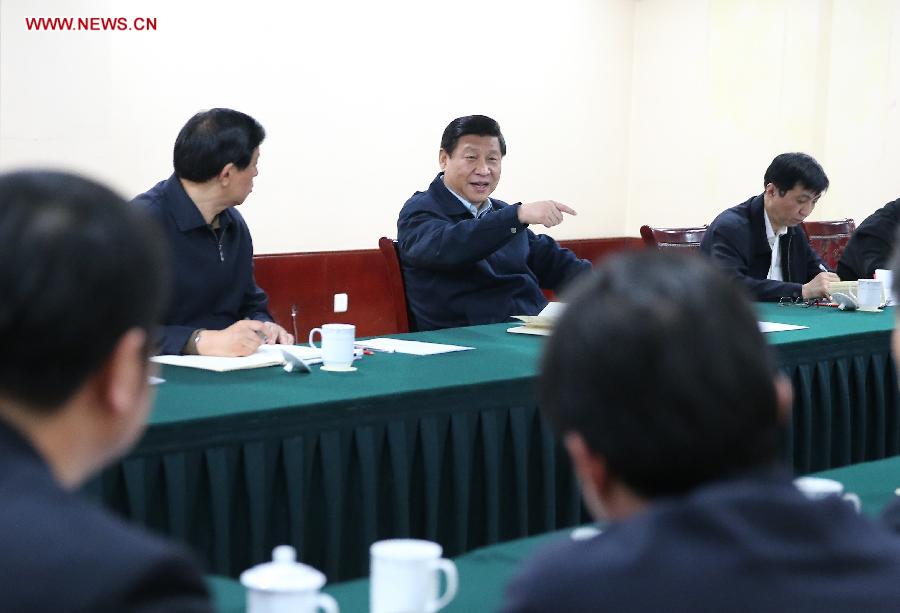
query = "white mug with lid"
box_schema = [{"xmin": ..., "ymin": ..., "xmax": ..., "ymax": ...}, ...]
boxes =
[{"xmin": 240, "ymin": 545, "xmax": 339, "ymax": 613}]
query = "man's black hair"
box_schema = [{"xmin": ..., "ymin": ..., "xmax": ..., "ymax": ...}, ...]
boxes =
[
  {"xmin": 0, "ymin": 170, "xmax": 168, "ymax": 410},
  {"xmin": 440, "ymin": 115, "xmax": 507, "ymax": 157},
  {"xmin": 540, "ymin": 250, "xmax": 782, "ymax": 498},
  {"xmin": 173, "ymin": 108, "xmax": 265, "ymax": 182},
  {"xmin": 764, "ymin": 152, "xmax": 829, "ymax": 195}
]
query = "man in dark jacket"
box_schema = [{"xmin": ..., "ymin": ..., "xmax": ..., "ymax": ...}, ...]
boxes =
[
  {"xmin": 397, "ymin": 115, "xmax": 590, "ymax": 331},
  {"xmin": 134, "ymin": 108, "xmax": 293, "ymax": 356},
  {"xmin": 503, "ymin": 251, "xmax": 900, "ymax": 613},
  {"xmin": 837, "ymin": 198, "xmax": 900, "ymax": 280},
  {"xmin": 0, "ymin": 171, "xmax": 211, "ymax": 612},
  {"xmin": 700, "ymin": 152, "xmax": 838, "ymax": 301}
]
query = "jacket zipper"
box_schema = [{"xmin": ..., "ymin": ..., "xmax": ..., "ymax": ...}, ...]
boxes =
[{"xmin": 208, "ymin": 226, "xmax": 224, "ymax": 262}]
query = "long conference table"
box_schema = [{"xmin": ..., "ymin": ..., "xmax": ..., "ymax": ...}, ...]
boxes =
[
  {"xmin": 208, "ymin": 454, "xmax": 900, "ymax": 612},
  {"xmin": 90, "ymin": 303, "xmax": 898, "ymax": 581}
]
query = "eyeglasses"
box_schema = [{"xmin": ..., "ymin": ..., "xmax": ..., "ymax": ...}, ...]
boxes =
[{"xmin": 778, "ymin": 297, "xmax": 828, "ymax": 308}]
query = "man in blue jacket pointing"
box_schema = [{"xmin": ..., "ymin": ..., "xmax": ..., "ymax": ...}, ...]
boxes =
[{"xmin": 397, "ymin": 115, "xmax": 591, "ymax": 331}]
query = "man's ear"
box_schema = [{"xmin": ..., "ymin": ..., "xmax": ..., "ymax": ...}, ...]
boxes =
[
  {"xmin": 764, "ymin": 182, "xmax": 776, "ymax": 198},
  {"xmin": 774, "ymin": 373, "xmax": 793, "ymax": 425},
  {"xmin": 564, "ymin": 432, "xmax": 611, "ymax": 518},
  {"xmin": 218, "ymin": 163, "xmax": 236, "ymax": 186},
  {"xmin": 94, "ymin": 328, "xmax": 149, "ymax": 417},
  {"xmin": 438, "ymin": 149, "xmax": 449, "ymax": 171}
]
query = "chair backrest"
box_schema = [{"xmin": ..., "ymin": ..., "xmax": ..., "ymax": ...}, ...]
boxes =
[
  {"xmin": 378, "ymin": 237, "xmax": 411, "ymax": 333},
  {"xmin": 253, "ymin": 249, "xmax": 400, "ymax": 339},
  {"xmin": 800, "ymin": 219, "xmax": 856, "ymax": 270},
  {"xmin": 640, "ymin": 225, "xmax": 707, "ymax": 251}
]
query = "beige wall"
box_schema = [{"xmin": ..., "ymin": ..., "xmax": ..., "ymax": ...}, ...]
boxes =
[
  {"xmin": 1, "ymin": 0, "xmax": 898, "ymax": 253},
  {"xmin": 0, "ymin": 0, "xmax": 633, "ymax": 252},
  {"xmin": 627, "ymin": 0, "xmax": 900, "ymax": 232}
]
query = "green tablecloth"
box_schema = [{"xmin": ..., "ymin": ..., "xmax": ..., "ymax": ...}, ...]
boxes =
[
  {"xmin": 208, "ymin": 454, "xmax": 900, "ymax": 613},
  {"xmin": 755, "ymin": 304, "xmax": 899, "ymax": 472},
  {"xmin": 92, "ymin": 306, "xmax": 897, "ymax": 581}
]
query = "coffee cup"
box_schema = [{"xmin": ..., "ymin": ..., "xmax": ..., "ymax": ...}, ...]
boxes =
[
  {"xmin": 875, "ymin": 269, "xmax": 894, "ymax": 305},
  {"xmin": 794, "ymin": 476, "xmax": 861, "ymax": 512},
  {"xmin": 370, "ymin": 539, "xmax": 458, "ymax": 613},
  {"xmin": 309, "ymin": 324, "xmax": 356, "ymax": 371},
  {"xmin": 857, "ymin": 279, "xmax": 884, "ymax": 311},
  {"xmin": 241, "ymin": 546, "xmax": 339, "ymax": 613}
]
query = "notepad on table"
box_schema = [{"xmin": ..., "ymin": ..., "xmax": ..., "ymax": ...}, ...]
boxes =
[{"xmin": 152, "ymin": 344, "xmax": 323, "ymax": 372}]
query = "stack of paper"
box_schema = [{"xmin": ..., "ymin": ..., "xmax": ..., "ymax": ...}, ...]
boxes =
[{"xmin": 507, "ymin": 302, "xmax": 566, "ymax": 337}]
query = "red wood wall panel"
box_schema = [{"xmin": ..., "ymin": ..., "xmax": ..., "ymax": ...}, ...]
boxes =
[
  {"xmin": 254, "ymin": 237, "xmax": 643, "ymax": 338},
  {"xmin": 254, "ymin": 249, "xmax": 395, "ymax": 339}
]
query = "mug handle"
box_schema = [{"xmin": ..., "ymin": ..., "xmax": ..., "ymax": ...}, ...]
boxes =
[
  {"xmin": 316, "ymin": 593, "xmax": 339, "ymax": 613},
  {"xmin": 426, "ymin": 558, "xmax": 458, "ymax": 612},
  {"xmin": 309, "ymin": 327, "xmax": 322, "ymax": 349},
  {"xmin": 843, "ymin": 492, "xmax": 861, "ymax": 513}
]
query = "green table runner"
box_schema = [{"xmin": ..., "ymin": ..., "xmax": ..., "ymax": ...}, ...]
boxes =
[
  {"xmin": 755, "ymin": 304, "xmax": 899, "ymax": 471},
  {"xmin": 208, "ymin": 454, "xmax": 900, "ymax": 613},
  {"xmin": 93, "ymin": 307, "xmax": 897, "ymax": 581}
]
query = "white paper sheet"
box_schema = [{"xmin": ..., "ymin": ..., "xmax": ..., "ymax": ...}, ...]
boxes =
[
  {"xmin": 758, "ymin": 321, "xmax": 808, "ymax": 333},
  {"xmin": 354, "ymin": 338, "xmax": 474, "ymax": 356},
  {"xmin": 538, "ymin": 301, "xmax": 567, "ymax": 319}
]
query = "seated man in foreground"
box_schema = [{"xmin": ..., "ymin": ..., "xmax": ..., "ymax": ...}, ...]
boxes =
[
  {"xmin": 0, "ymin": 171, "xmax": 211, "ymax": 611},
  {"xmin": 837, "ymin": 197, "xmax": 900, "ymax": 280},
  {"xmin": 502, "ymin": 250, "xmax": 900, "ymax": 612},
  {"xmin": 397, "ymin": 115, "xmax": 590, "ymax": 330},
  {"xmin": 134, "ymin": 107, "xmax": 292, "ymax": 356},
  {"xmin": 876, "ymin": 243, "xmax": 900, "ymax": 529},
  {"xmin": 700, "ymin": 152, "xmax": 839, "ymax": 301}
]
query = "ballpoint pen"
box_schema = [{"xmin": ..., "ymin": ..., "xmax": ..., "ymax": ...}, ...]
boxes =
[{"xmin": 291, "ymin": 304, "xmax": 299, "ymax": 344}]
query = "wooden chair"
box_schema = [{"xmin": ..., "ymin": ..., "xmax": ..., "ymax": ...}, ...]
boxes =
[
  {"xmin": 800, "ymin": 219, "xmax": 856, "ymax": 271},
  {"xmin": 378, "ymin": 237, "xmax": 411, "ymax": 333},
  {"xmin": 253, "ymin": 249, "xmax": 401, "ymax": 339},
  {"xmin": 640, "ymin": 225, "xmax": 707, "ymax": 251}
]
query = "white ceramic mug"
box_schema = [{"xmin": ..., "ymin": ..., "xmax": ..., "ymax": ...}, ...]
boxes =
[
  {"xmin": 857, "ymin": 279, "xmax": 884, "ymax": 310},
  {"xmin": 370, "ymin": 539, "xmax": 458, "ymax": 613},
  {"xmin": 241, "ymin": 546, "xmax": 339, "ymax": 613},
  {"xmin": 308, "ymin": 324, "xmax": 355, "ymax": 370},
  {"xmin": 794, "ymin": 476, "xmax": 861, "ymax": 512},
  {"xmin": 875, "ymin": 269, "xmax": 894, "ymax": 305}
]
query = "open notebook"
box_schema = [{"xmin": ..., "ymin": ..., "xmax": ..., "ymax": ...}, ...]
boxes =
[{"xmin": 151, "ymin": 344, "xmax": 323, "ymax": 372}]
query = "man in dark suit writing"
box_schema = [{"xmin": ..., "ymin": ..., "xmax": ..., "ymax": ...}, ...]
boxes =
[{"xmin": 700, "ymin": 152, "xmax": 839, "ymax": 301}]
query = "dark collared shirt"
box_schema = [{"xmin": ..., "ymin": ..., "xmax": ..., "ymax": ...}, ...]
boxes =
[{"xmin": 133, "ymin": 175, "xmax": 272, "ymax": 355}]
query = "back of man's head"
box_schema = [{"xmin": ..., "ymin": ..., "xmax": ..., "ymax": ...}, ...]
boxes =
[
  {"xmin": 0, "ymin": 170, "xmax": 168, "ymax": 411},
  {"xmin": 174, "ymin": 108, "xmax": 265, "ymax": 183},
  {"xmin": 540, "ymin": 251, "xmax": 782, "ymax": 499},
  {"xmin": 764, "ymin": 152, "xmax": 829, "ymax": 195},
  {"xmin": 440, "ymin": 115, "xmax": 507, "ymax": 157}
]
